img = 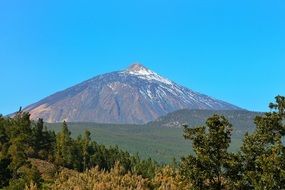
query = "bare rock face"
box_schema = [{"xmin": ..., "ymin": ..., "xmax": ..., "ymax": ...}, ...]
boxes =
[{"xmin": 24, "ymin": 64, "xmax": 242, "ymax": 124}]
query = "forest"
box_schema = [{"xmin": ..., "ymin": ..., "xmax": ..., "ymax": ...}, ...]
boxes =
[{"xmin": 0, "ymin": 95, "xmax": 285, "ymax": 190}]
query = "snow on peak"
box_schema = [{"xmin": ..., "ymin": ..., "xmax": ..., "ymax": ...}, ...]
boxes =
[
  {"xmin": 124, "ymin": 63, "xmax": 173, "ymax": 85},
  {"xmin": 127, "ymin": 63, "xmax": 153, "ymax": 75}
]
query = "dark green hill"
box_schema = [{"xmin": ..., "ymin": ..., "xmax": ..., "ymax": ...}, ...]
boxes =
[
  {"xmin": 149, "ymin": 109, "xmax": 262, "ymax": 136},
  {"xmin": 47, "ymin": 110, "xmax": 261, "ymax": 163}
]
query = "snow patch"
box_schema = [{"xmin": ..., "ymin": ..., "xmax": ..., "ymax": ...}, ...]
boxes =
[
  {"xmin": 123, "ymin": 66, "xmax": 173, "ymax": 85},
  {"xmin": 146, "ymin": 89, "xmax": 153, "ymax": 99}
]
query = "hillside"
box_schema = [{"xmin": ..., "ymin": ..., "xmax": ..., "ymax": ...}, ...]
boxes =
[{"xmin": 46, "ymin": 110, "xmax": 260, "ymax": 163}]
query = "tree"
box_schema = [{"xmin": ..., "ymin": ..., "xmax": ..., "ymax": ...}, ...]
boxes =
[
  {"xmin": 82, "ymin": 130, "xmax": 91, "ymax": 171},
  {"xmin": 7, "ymin": 112, "xmax": 32, "ymax": 176},
  {"xmin": 0, "ymin": 115, "xmax": 12, "ymax": 187},
  {"xmin": 54, "ymin": 121, "xmax": 74, "ymax": 168},
  {"xmin": 0, "ymin": 112, "xmax": 43, "ymax": 189},
  {"xmin": 31, "ymin": 119, "xmax": 56, "ymax": 160},
  {"xmin": 240, "ymin": 95, "xmax": 285, "ymax": 189},
  {"xmin": 30, "ymin": 119, "xmax": 44, "ymax": 158},
  {"xmin": 180, "ymin": 114, "xmax": 233, "ymax": 190}
]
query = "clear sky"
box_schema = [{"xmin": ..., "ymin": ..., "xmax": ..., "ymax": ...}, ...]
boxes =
[{"xmin": 0, "ymin": 0, "xmax": 284, "ymax": 115}]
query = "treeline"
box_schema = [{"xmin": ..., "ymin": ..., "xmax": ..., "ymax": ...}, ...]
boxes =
[
  {"xmin": 0, "ymin": 113, "xmax": 157, "ymax": 189},
  {"xmin": 1, "ymin": 95, "xmax": 285, "ymax": 190}
]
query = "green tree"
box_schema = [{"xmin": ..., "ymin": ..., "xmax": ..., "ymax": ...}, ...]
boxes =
[
  {"xmin": 30, "ymin": 119, "xmax": 44, "ymax": 158},
  {"xmin": 0, "ymin": 115, "xmax": 12, "ymax": 187},
  {"xmin": 180, "ymin": 114, "xmax": 233, "ymax": 190},
  {"xmin": 54, "ymin": 121, "xmax": 74, "ymax": 168},
  {"xmin": 0, "ymin": 112, "xmax": 43, "ymax": 189},
  {"xmin": 132, "ymin": 157, "xmax": 157, "ymax": 179},
  {"xmin": 240, "ymin": 95, "xmax": 285, "ymax": 189},
  {"xmin": 7, "ymin": 112, "xmax": 32, "ymax": 177},
  {"xmin": 82, "ymin": 130, "xmax": 91, "ymax": 171},
  {"xmin": 31, "ymin": 119, "xmax": 56, "ymax": 160}
]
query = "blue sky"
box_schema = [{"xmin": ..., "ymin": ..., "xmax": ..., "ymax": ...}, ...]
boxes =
[{"xmin": 0, "ymin": 0, "xmax": 284, "ymax": 115}]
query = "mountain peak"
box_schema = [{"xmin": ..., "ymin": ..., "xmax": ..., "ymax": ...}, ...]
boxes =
[
  {"xmin": 124, "ymin": 63, "xmax": 173, "ymax": 85},
  {"xmin": 126, "ymin": 63, "xmax": 152, "ymax": 75},
  {"xmin": 128, "ymin": 63, "xmax": 148, "ymax": 71}
]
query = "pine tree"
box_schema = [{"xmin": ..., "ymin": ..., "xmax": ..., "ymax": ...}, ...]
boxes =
[
  {"xmin": 31, "ymin": 119, "xmax": 56, "ymax": 160},
  {"xmin": 0, "ymin": 115, "xmax": 12, "ymax": 189},
  {"xmin": 180, "ymin": 115, "xmax": 233, "ymax": 190},
  {"xmin": 82, "ymin": 130, "xmax": 91, "ymax": 171},
  {"xmin": 1, "ymin": 112, "xmax": 43, "ymax": 189},
  {"xmin": 0, "ymin": 115, "xmax": 12, "ymax": 187},
  {"xmin": 30, "ymin": 119, "xmax": 44, "ymax": 158},
  {"xmin": 7, "ymin": 112, "xmax": 32, "ymax": 176},
  {"xmin": 240, "ymin": 95, "xmax": 285, "ymax": 189},
  {"xmin": 54, "ymin": 121, "xmax": 74, "ymax": 168}
]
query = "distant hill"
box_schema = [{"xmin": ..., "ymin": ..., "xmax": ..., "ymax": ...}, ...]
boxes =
[
  {"xmin": 149, "ymin": 109, "xmax": 262, "ymax": 135},
  {"xmin": 23, "ymin": 63, "xmax": 241, "ymax": 124}
]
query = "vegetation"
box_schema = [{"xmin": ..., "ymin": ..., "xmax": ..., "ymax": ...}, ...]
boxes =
[
  {"xmin": 180, "ymin": 115, "xmax": 234, "ymax": 189},
  {"xmin": 239, "ymin": 95, "xmax": 285, "ymax": 189},
  {"xmin": 0, "ymin": 95, "xmax": 284, "ymax": 189},
  {"xmin": 0, "ymin": 112, "xmax": 158, "ymax": 189},
  {"xmin": 179, "ymin": 95, "xmax": 285, "ymax": 189},
  {"xmin": 46, "ymin": 122, "xmax": 194, "ymax": 163},
  {"xmin": 46, "ymin": 109, "xmax": 258, "ymax": 164},
  {"xmin": 50, "ymin": 163, "xmax": 191, "ymax": 190}
]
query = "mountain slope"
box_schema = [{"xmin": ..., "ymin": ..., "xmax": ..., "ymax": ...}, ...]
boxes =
[{"xmin": 24, "ymin": 64, "xmax": 242, "ymax": 124}]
